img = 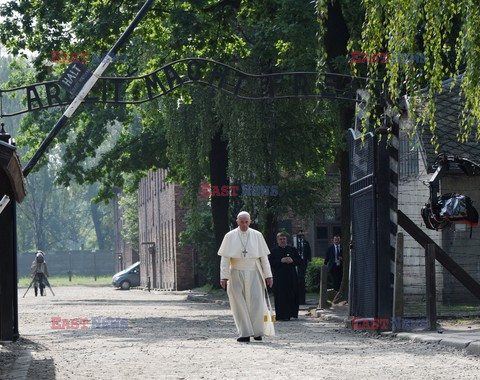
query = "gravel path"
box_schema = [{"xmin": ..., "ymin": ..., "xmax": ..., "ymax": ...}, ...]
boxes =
[{"xmin": 1, "ymin": 286, "xmax": 479, "ymax": 379}]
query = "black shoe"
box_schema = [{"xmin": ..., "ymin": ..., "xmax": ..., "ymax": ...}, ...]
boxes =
[
  {"xmin": 237, "ymin": 337, "xmax": 250, "ymax": 342},
  {"xmin": 253, "ymin": 336, "xmax": 262, "ymax": 341},
  {"xmin": 278, "ymin": 318, "xmax": 290, "ymax": 321}
]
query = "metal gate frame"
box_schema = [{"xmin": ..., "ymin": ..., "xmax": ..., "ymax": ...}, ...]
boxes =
[{"xmin": 348, "ymin": 128, "xmax": 393, "ymax": 324}]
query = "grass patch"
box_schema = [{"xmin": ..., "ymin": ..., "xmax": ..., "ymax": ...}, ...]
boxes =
[
  {"xmin": 192, "ymin": 283, "xmax": 228, "ymax": 298},
  {"xmin": 438, "ymin": 305, "xmax": 480, "ymax": 313},
  {"xmin": 18, "ymin": 275, "xmax": 112, "ymax": 287},
  {"xmin": 191, "ymin": 285, "xmax": 319, "ymax": 303}
]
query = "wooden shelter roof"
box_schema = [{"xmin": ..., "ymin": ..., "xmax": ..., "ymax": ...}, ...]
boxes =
[{"xmin": 0, "ymin": 140, "xmax": 26, "ymax": 203}]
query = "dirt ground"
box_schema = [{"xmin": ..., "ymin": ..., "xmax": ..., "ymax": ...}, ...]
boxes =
[{"xmin": 1, "ymin": 285, "xmax": 480, "ymax": 380}]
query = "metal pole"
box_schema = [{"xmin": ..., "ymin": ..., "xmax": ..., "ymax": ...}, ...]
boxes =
[
  {"xmin": 318, "ymin": 264, "xmax": 328, "ymax": 309},
  {"xmin": 426, "ymin": 243, "xmax": 437, "ymax": 330},
  {"xmin": 141, "ymin": 242, "xmax": 155, "ymax": 291},
  {"xmin": 392, "ymin": 232, "xmax": 404, "ymax": 332},
  {"xmin": 12, "ymin": 201, "xmax": 19, "ymax": 339},
  {"xmin": 0, "ymin": 194, "xmax": 10, "ymax": 214},
  {"xmin": 147, "ymin": 244, "xmax": 151, "ymax": 292},
  {"xmin": 69, "ymin": 252, "xmax": 72, "ymax": 282},
  {"xmin": 22, "ymin": 0, "xmax": 155, "ymax": 178},
  {"xmin": 22, "ymin": 278, "xmax": 35, "ymax": 298},
  {"xmin": 94, "ymin": 250, "xmax": 97, "ymax": 281},
  {"xmin": 0, "ymin": 0, "xmax": 156, "ymax": 215}
]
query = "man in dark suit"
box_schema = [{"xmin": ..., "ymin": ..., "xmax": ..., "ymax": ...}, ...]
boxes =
[
  {"xmin": 324, "ymin": 235, "xmax": 343, "ymax": 291},
  {"xmin": 296, "ymin": 231, "xmax": 312, "ymax": 305}
]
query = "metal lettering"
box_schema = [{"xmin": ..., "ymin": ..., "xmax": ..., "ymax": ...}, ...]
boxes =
[
  {"xmin": 208, "ymin": 64, "xmax": 227, "ymax": 89},
  {"xmin": 45, "ymin": 83, "xmax": 62, "ymax": 107},
  {"xmin": 187, "ymin": 60, "xmax": 203, "ymax": 81},
  {"xmin": 163, "ymin": 64, "xmax": 184, "ymax": 90},
  {"xmin": 27, "ymin": 86, "xmax": 43, "ymax": 110},
  {"xmin": 0, "ymin": 59, "xmax": 370, "ymax": 118},
  {"xmin": 144, "ymin": 71, "xmax": 167, "ymax": 99}
]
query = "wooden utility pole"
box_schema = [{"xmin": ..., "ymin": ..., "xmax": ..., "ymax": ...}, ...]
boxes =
[
  {"xmin": 425, "ymin": 244, "xmax": 437, "ymax": 330},
  {"xmin": 392, "ymin": 232, "xmax": 404, "ymax": 332}
]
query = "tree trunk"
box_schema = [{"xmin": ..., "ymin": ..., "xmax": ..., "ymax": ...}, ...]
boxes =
[
  {"xmin": 263, "ymin": 204, "xmax": 278, "ymax": 249},
  {"xmin": 324, "ymin": 0, "xmax": 353, "ymax": 303},
  {"xmin": 90, "ymin": 202, "xmax": 105, "ymax": 250},
  {"xmin": 209, "ymin": 128, "xmax": 230, "ymax": 288},
  {"xmin": 333, "ymin": 115, "xmax": 353, "ymax": 304}
]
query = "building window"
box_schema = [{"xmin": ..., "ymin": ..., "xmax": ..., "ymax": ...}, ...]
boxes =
[
  {"xmin": 316, "ymin": 226, "xmax": 328, "ymax": 240},
  {"xmin": 399, "ymin": 133, "xmax": 419, "ymax": 178}
]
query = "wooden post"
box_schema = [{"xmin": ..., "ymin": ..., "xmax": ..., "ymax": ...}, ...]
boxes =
[
  {"xmin": 425, "ymin": 244, "xmax": 437, "ymax": 331},
  {"xmin": 318, "ymin": 265, "xmax": 328, "ymax": 309},
  {"xmin": 392, "ymin": 232, "xmax": 404, "ymax": 332},
  {"xmin": 69, "ymin": 252, "xmax": 72, "ymax": 282},
  {"xmin": 398, "ymin": 210, "xmax": 480, "ymax": 301},
  {"xmin": 93, "ymin": 250, "xmax": 97, "ymax": 281},
  {"xmin": 0, "ymin": 199, "xmax": 16, "ymax": 340}
]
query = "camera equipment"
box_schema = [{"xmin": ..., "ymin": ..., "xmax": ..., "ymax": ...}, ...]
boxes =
[{"xmin": 421, "ymin": 154, "xmax": 480, "ymax": 234}]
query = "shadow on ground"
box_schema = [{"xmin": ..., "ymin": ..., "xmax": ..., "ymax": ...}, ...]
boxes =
[{"xmin": 0, "ymin": 337, "xmax": 56, "ymax": 380}]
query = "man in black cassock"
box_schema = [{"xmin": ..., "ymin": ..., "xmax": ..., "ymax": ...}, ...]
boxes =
[{"xmin": 269, "ymin": 232, "xmax": 302, "ymax": 321}]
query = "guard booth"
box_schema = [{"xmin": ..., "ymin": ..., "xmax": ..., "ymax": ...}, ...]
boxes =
[
  {"xmin": 348, "ymin": 127, "xmax": 394, "ymax": 327},
  {"xmin": 0, "ymin": 124, "xmax": 26, "ymax": 341}
]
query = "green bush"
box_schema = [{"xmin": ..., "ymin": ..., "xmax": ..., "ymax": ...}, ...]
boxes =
[{"xmin": 305, "ymin": 257, "xmax": 325, "ymax": 293}]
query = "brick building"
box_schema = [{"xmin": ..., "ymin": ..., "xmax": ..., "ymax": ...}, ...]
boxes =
[{"xmin": 137, "ymin": 169, "xmax": 195, "ymax": 290}]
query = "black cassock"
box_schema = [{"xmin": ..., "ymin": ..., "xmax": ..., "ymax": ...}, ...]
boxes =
[{"xmin": 269, "ymin": 245, "xmax": 302, "ymax": 320}]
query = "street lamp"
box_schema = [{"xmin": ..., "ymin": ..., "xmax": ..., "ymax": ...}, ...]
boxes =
[
  {"xmin": 141, "ymin": 242, "xmax": 155, "ymax": 292},
  {"xmin": 117, "ymin": 254, "xmax": 123, "ymax": 271}
]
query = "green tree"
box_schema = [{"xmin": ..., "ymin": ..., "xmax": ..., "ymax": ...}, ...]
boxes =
[
  {"xmin": 0, "ymin": 1, "xmax": 340, "ymax": 286},
  {"xmin": 355, "ymin": 0, "xmax": 480, "ymax": 140},
  {"xmin": 117, "ymin": 189, "xmax": 140, "ymax": 252},
  {"xmin": 1, "ymin": 57, "xmax": 113, "ymax": 253}
]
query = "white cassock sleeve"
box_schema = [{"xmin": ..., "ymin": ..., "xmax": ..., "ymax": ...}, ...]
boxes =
[
  {"xmin": 220, "ymin": 256, "xmax": 231, "ymax": 280},
  {"xmin": 259, "ymin": 255, "xmax": 272, "ymax": 279}
]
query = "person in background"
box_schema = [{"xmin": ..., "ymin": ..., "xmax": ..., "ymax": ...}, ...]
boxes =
[
  {"xmin": 296, "ymin": 231, "xmax": 312, "ymax": 305},
  {"xmin": 324, "ymin": 235, "xmax": 343, "ymax": 292},
  {"xmin": 269, "ymin": 232, "xmax": 302, "ymax": 321},
  {"xmin": 31, "ymin": 250, "xmax": 49, "ymax": 296}
]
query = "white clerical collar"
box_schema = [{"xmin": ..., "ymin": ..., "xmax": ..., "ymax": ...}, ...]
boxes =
[{"xmin": 239, "ymin": 228, "xmax": 249, "ymax": 234}]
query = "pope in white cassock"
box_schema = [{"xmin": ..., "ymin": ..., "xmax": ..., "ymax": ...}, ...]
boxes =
[{"xmin": 219, "ymin": 211, "xmax": 273, "ymax": 342}]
